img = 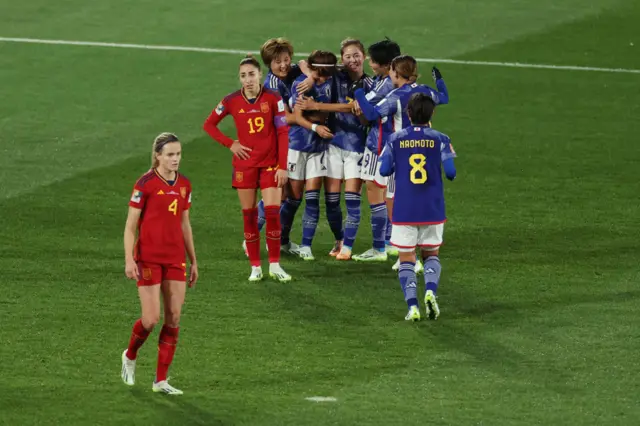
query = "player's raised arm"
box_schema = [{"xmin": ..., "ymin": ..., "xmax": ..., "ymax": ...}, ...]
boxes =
[
  {"xmin": 203, "ymin": 100, "xmax": 234, "ymax": 148},
  {"xmin": 431, "ymin": 67, "xmax": 449, "ymax": 105}
]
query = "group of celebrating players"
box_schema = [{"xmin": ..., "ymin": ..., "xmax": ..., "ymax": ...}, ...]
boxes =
[{"xmin": 119, "ymin": 36, "xmax": 458, "ymax": 395}]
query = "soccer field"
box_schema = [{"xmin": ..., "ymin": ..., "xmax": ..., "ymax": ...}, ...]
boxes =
[{"xmin": 1, "ymin": 0, "xmax": 639, "ymax": 424}]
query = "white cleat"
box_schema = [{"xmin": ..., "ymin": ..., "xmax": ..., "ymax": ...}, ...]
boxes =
[
  {"xmin": 385, "ymin": 244, "xmax": 399, "ymax": 257},
  {"xmin": 297, "ymin": 245, "xmax": 315, "ymax": 261},
  {"xmin": 152, "ymin": 379, "xmax": 183, "ymax": 395},
  {"xmin": 424, "ymin": 290, "xmax": 440, "ymax": 320},
  {"xmin": 392, "ymin": 259, "xmax": 423, "ymax": 273},
  {"xmin": 282, "ymin": 241, "xmax": 301, "ymax": 255},
  {"xmin": 269, "ymin": 263, "xmax": 292, "ymax": 282},
  {"xmin": 121, "ymin": 349, "xmax": 136, "ymax": 386},
  {"xmin": 405, "ymin": 305, "xmax": 421, "ymax": 322},
  {"xmin": 248, "ymin": 266, "xmax": 263, "ymax": 281},
  {"xmin": 353, "ymin": 248, "xmax": 388, "ymax": 262},
  {"xmin": 392, "ymin": 258, "xmax": 400, "ymax": 271}
]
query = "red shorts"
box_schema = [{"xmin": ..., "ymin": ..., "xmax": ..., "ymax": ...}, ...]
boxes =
[
  {"xmin": 232, "ymin": 166, "xmax": 278, "ymax": 190},
  {"xmin": 137, "ymin": 261, "xmax": 186, "ymax": 286}
]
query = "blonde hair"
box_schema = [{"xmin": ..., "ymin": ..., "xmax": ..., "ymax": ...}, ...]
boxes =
[
  {"xmin": 391, "ymin": 55, "xmax": 419, "ymax": 83},
  {"xmin": 260, "ymin": 37, "xmax": 294, "ymax": 66},
  {"xmin": 151, "ymin": 132, "xmax": 179, "ymax": 168}
]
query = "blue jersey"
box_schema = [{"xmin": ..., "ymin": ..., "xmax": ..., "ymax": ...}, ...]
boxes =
[
  {"xmin": 264, "ymin": 64, "xmax": 301, "ymax": 109},
  {"xmin": 379, "ymin": 126, "xmax": 457, "ymax": 224},
  {"xmin": 288, "ymin": 74, "xmax": 332, "ymax": 153},
  {"xmin": 363, "ymin": 75, "xmax": 395, "ymax": 153},
  {"xmin": 330, "ymin": 71, "xmax": 373, "ymax": 153},
  {"xmin": 376, "ymin": 81, "xmax": 449, "ymax": 154}
]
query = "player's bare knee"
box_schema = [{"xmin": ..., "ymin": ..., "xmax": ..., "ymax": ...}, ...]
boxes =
[
  {"xmin": 164, "ymin": 307, "xmax": 182, "ymax": 327},
  {"xmin": 399, "ymin": 250, "xmax": 417, "ymax": 263},
  {"xmin": 141, "ymin": 313, "xmax": 160, "ymax": 330},
  {"xmin": 421, "ymin": 248, "xmax": 439, "ymax": 259}
]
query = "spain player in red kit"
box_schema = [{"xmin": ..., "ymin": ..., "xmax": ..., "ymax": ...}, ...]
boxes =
[
  {"xmin": 204, "ymin": 55, "xmax": 291, "ymax": 282},
  {"xmin": 120, "ymin": 132, "xmax": 198, "ymax": 395}
]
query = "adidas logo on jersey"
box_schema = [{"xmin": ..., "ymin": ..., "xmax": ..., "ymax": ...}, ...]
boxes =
[
  {"xmin": 239, "ymin": 108, "xmax": 245, "ymax": 113},
  {"xmin": 157, "ymin": 190, "xmax": 165, "ymax": 195}
]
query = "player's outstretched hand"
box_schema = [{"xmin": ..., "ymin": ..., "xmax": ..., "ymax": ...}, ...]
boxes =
[
  {"xmin": 316, "ymin": 125, "xmax": 334, "ymax": 139},
  {"xmin": 297, "ymin": 77, "xmax": 314, "ymax": 94},
  {"xmin": 275, "ymin": 169, "xmax": 288, "ymax": 188},
  {"xmin": 125, "ymin": 259, "xmax": 139, "ymax": 281},
  {"xmin": 297, "ymin": 96, "xmax": 317, "ymax": 111},
  {"xmin": 230, "ymin": 140, "xmax": 252, "ymax": 160},
  {"xmin": 432, "ymin": 66, "xmax": 443, "ymax": 82},
  {"xmin": 188, "ymin": 262, "xmax": 198, "ymax": 288}
]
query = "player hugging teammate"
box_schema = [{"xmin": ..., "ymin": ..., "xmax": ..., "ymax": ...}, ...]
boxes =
[{"xmin": 201, "ymin": 37, "xmax": 457, "ymax": 320}]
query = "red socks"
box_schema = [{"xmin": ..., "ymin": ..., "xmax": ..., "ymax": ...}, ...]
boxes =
[
  {"xmin": 156, "ymin": 325, "xmax": 179, "ymax": 382},
  {"xmin": 265, "ymin": 205, "xmax": 281, "ymax": 264},
  {"xmin": 126, "ymin": 319, "xmax": 151, "ymax": 360},
  {"xmin": 243, "ymin": 208, "xmax": 261, "ymax": 267}
]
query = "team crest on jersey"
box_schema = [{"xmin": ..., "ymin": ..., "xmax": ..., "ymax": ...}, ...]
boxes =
[
  {"xmin": 180, "ymin": 187, "xmax": 187, "ymax": 198},
  {"xmin": 260, "ymin": 102, "xmax": 270, "ymax": 113},
  {"xmin": 235, "ymin": 171, "xmax": 243, "ymax": 182},
  {"xmin": 215, "ymin": 102, "xmax": 225, "ymax": 115}
]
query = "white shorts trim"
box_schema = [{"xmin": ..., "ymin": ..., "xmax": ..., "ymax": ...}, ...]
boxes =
[
  {"xmin": 287, "ymin": 149, "xmax": 327, "ymax": 181},
  {"xmin": 360, "ymin": 146, "xmax": 386, "ymax": 186},
  {"xmin": 390, "ymin": 223, "xmax": 444, "ymax": 252},
  {"xmin": 326, "ymin": 145, "xmax": 363, "ymax": 180},
  {"xmin": 385, "ymin": 172, "xmax": 395, "ymax": 198}
]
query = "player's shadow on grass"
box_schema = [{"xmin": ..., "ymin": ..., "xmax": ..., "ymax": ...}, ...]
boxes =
[{"xmin": 130, "ymin": 387, "xmax": 228, "ymax": 426}]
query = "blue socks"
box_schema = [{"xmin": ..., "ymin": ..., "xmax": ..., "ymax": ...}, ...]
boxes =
[
  {"xmin": 280, "ymin": 197, "xmax": 301, "ymax": 245},
  {"xmin": 301, "ymin": 190, "xmax": 320, "ymax": 247},
  {"xmin": 257, "ymin": 199, "xmax": 266, "ymax": 232},
  {"xmin": 343, "ymin": 192, "xmax": 361, "ymax": 249},
  {"xmin": 325, "ymin": 192, "xmax": 343, "ymax": 241},
  {"xmin": 370, "ymin": 202, "xmax": 387, "ymax": 251},
  {"xmin": 399, "ymin": 262, "xmax": 418, "ymax": 308},
  {"xmin": 423, "ymin": 256, "xmax": 442, "ymax": 294},
  {"xmin": 385, "ymin": 214, "xmax": 393, "ymax": 246}
]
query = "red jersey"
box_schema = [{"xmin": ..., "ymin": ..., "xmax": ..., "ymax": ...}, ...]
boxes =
[
  {"xmin": 128, "ymin": 169, "xmax": 192, "ymax": 265},
  {"xmin": 203, "ymin": 87, "xmax": 289, "ymax": 169}
]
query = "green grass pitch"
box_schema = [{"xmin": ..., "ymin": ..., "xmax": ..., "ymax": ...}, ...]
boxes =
[{"xmin": 1, "ymin": 0, "xmax": 639, "ymax": 424}]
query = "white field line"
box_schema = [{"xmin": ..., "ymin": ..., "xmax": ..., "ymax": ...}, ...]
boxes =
[
  {"xmin": 1, "ymin": 36, "xmax": 639, "ymax": 75},
  {"xmin": 305, "ymin": 396, "xmax": 338, "ymax": 402}
]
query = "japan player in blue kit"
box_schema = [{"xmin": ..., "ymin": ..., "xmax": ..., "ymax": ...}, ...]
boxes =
[
  {"xmin": 280, "ymin": 50, "xmax": 336, "ymax": 260},
  {"xmin": 351, "ymin": 38, "xmax": 402, "ymax": 263},
  {"xmin": 296, "ymin": 38, "xmax": 374, "ymax": 260},
  {"xmin": 379, "ymin": 92, "xmax": 457, "ymax": 321},
  {"xmin": 354, "ymin": 55, "xmax": 449, "ymax": 271}
]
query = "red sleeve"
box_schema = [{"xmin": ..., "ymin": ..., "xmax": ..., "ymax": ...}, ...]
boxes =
[
  {"xmin": 273, "ymin": 95, "xmax": 289, "ymax": 170},
  {"xmin": 185, "ymin": 182, "xmax": 192, "ymax": 211},
  {"xmin": 128, "ymin": 185, "xmax": 148, "ymax": 210},
  {"xmin": 204, "ymin": 98, "xmax": 235, "ymax": 148}
]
